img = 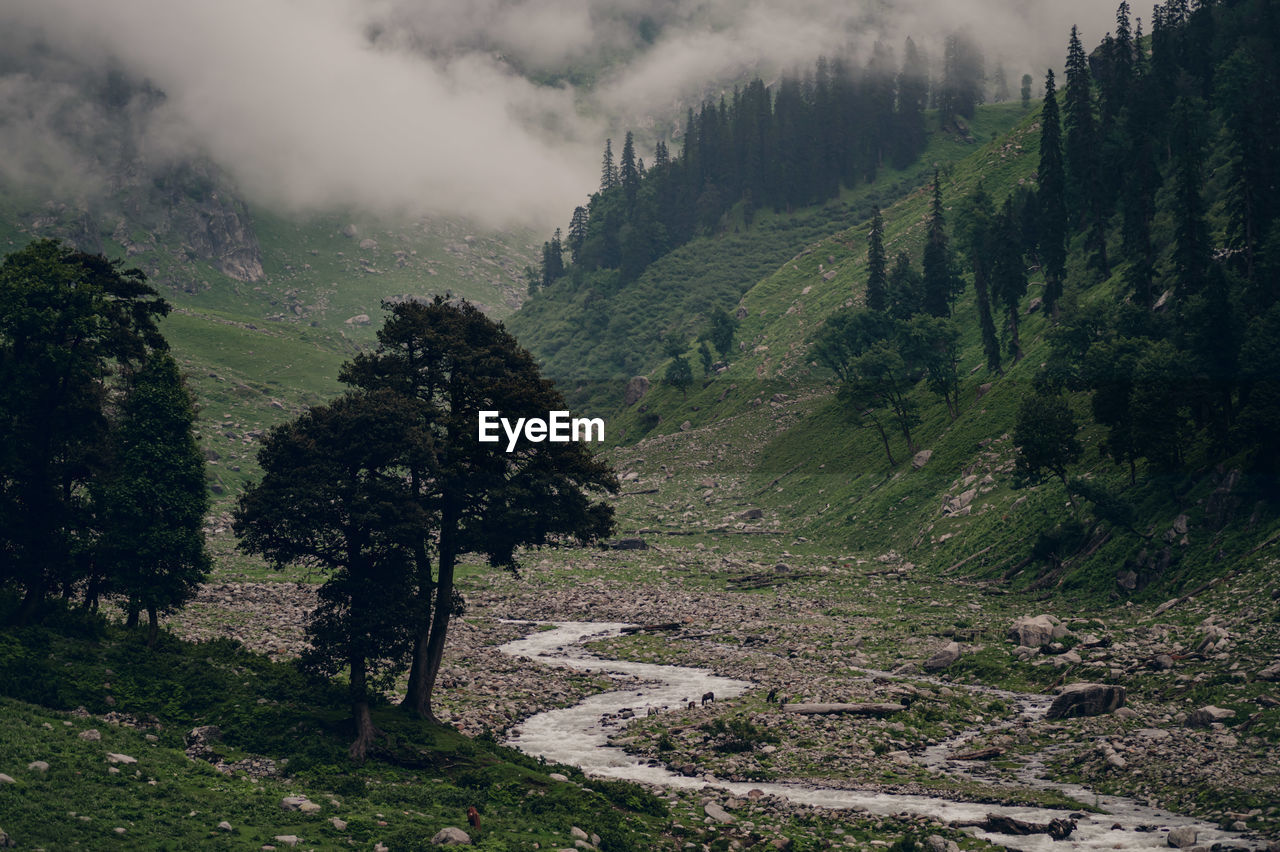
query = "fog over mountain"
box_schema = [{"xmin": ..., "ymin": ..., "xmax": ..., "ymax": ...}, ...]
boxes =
[{"xmin": 0, "ymin": 0, "xmax": 1153, "ymax": 230}]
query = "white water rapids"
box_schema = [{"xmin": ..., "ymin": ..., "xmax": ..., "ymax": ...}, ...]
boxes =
[{"xmin": 499, "ymin": 621, "xmax": 1261, "ymax": 852}]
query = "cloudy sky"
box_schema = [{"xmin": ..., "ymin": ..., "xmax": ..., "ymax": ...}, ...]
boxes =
[{"xmin": 0, "ymin": 0, "xmax": 1154, "ymax": 230}]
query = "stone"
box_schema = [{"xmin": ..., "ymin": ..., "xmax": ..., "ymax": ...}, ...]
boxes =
[
  {"xmin": 358, "ymin": 238, "xmax": 377, "ymax": 250},
  {"xmin": 548, "ymin": 773, "xmax": 569, "ymax": 782},
  {"xmin": 431, "ymin": 826, "xmax": 472, "ymax": 845},
  {"xmin": 330, "ymin": 818, "xmax": 347, "ymax": 831},
  {"xmin": 280, "ymin": 796, "xmax": 310, "ymax": 811},
  {"xmin": 344, "ymin": 314, "xmax": 371, "ymax": 326},
  {"xmin": 1046, "ymin": 683, "xmax": 1126, "ymax": 719},
  {"xmin": 704, "ymin": 802, "xmax": 735, "ymax": 824},
  {"xmin": 1152, "ymin": 654, "xmax": 1175, "ymax": 670},
  {"xmin": 27, "ymin": 761, "xmax": 48, "ymax": 773},
  {"xmin": 607, "ymin": 538, "xmax": 648, "ymax": 551},
  {"xmin": 1116, "ymin": 570, "xmax": 1139, "ymax": 590},
  {"xmin": 0, "ymin": 827, "xmax": 14, "ymax": 848},
  {"xmin": 273, "ymin": 836, "xmax": 299, "ymax": 847},
  {"xmin": 679, "ymin": 420, "xmax": 692, "ymax": 431},
  {"xmin": 298, "ymin": 801, "xmax": 322, "ymax": 815},
  {"xmin": 623, "ymin": 376, "xmax": 651, "ymax": 406},
  {"xmin": 1186, "ymin": 705, "xmax": 1236, "ymax": 727},
  {"xmin": 105, "ymin": 753, "xmax": 137, "ymax": 765},
  {"xmin": 1168, "ymin": 826, "xmax": 1198, "ymax": 847},
  {"xmin": 0, "ymin": 775, "xmax": 13, "ymax": 785},
  {"xmin": 1008, "ymin": 614, "xmax": 1068, "ymax": 647},
  {"xmin": 1258, "ymin": 661, "xmax": 1280, "ymax": 681},
  {"xmin": 976, "ymin": 382, "xmax": 994, "ymax": 399},
  {"xmin": 79, "ymin": 729, "xmax": 101, "ymax": 741},
  {"xmin": 925, "ymin": 836, "xmax": 960, "ymax": 852},
  {"xmin": 218, "ymin": 821, "xmax": 233, "ymax": 831},
  {"xmin": 188, "ymin": 725, "xmax": 222, "ymax": 745},
  {"xmin": 924, "ymin": 642, "xmax": 962, "ymax": 672},
  {"xmin": 911, "ymin": 449, "xmax": 933, "ymax": 469},
  {"xmin": 739, "ymin": 508, "xmax": 764, "ymax": 520},
  {"xmin": 571, "ymin": 827, "xmax": 590, "ymax": 841}
]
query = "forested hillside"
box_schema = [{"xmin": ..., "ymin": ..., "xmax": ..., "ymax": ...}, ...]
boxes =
[{"xmin": 556, "ymin": 0, "xmax": 1280, "ymax": 598}]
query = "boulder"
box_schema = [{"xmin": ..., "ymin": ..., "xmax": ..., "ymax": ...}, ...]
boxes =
[
  {"xmin": 1046, "ymin": 683, "xmax": 1126, "ymax": 719},
  {"xmin": 26, "ymin": 761, "xmax": 48, "ymax": 774},
  {"xmin": 739, "ymin": 508, "xmax": 764, "ymax": 520},
  {"xmin": 273, "ymin": 836, "xmax": 299, "ymax": 847},
  {"xmin": 280, "ymin": 796, "xmax": 310, "ymax": 812},
  {"xmin": 431, "ymin": 826, "xmax": 472, "ymax": 845},
  {"xmin": 344, "ymin": 314, "xmax": 371, "ymax": 326},
  {"xmin": 1258, "ymin": 661, "xmax": 1280, "ymax": 681},
  {"xmin": 1186, "ymin": 705, "xmax": 1235, "ymax": 727},
  {"xmin": 704, "ymin": 802, "xmax": 735, "ymax": 824},
  {"xmin": 607, "ymin": 538, "xmax": 648, "ymax": 551},
  {"xmin": 218, "ymin": 822, "xmax": 233, "ymax": 831},
  {"xmin": 926, "ymin": 836, "xmax": 961, "ymax": 852},
  {"xmin": 330, "ymin": 818, "xmax": 347, "ymax": 831},
  {"xmin": 1167, "ymin": 826, "xmax": 1198, "ymax": 848},
  {"xmin": 911, "ymin": 449, "xmax": 933, "ymax": 469},
  {"xmin": 0, "ymin": 775, "xmax": 13, "ymax": 785},
  {"xmin": 623, "ymin": 376, "xmax": 650, "ymax": 406},
  {"xmin": 924, "ymin": 642, "xmax": 963, "ymax": 672},
  {"xmin": 1008, "ymin": 614, "xmax": 1068, "ymax": 647},
  {"xmin": 78, "ymin": 729, "xmax": 101, "ymax": 741},
  {"xmin": 105, "ymin": 753, "xmax": 137, "ymax": 765}
]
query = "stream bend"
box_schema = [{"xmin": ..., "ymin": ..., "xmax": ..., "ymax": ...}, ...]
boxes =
[{"xmin": 499, "ymin": 621, "xmax": 1258, "ymax": 852}]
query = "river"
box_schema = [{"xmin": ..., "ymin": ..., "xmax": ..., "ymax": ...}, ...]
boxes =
[{"xmin": 499, "ymin": 621, "xmax": 1260, "ymax": 852}]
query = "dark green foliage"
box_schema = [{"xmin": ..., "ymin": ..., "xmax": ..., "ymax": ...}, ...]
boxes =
[
  {"xmin": 708, "ymin": 308, "xmax": 738, "ymax": 360},
  {"xmin": 991, "ymin": 195, "xmax": 1028, "ymax": 360},
  {"xmin": 1013, "ymin": 392, "xmax": 1082, "ymax": 491},
  {"xmin": 939, "ymin": 32, "xmax": 985, "ymax": 120},
  {"xmin": 698, "ymin": 340, "xmax": 713, "ymax": 375},
  {"xmin": 922, "ymin": 173, "xmax": 959, "ymax": 317},
  {"xmin": 1037, "ymin": 69, "xmax": 1067, "ymax": 312},
  {"xmin": 956, "ymin": 185, "xmax": 1002, "ymax": 373},
  {"xmin": 1020, "ymin": 74, "xmax": 1033, "ymax": 109},
  {"xmin": 901, "ymin": 315, "xmax": 961, "ymax": 419},
  {"xmin": 94, "ymin": 351, "xmax": 209, "ymax": 645},
  {"xmin": 338, "ymin": 297, "xmax": 617, "ymax": 722},
  {"xmin": 866, "ymin": 207, "xmax": 888, "ymax": 312},
  {"xmin": 0, "ymin": 240, "xmax": 169, "ymax": 623},
  {"xmin": 886, "ymin": 251, "xmax": 924, "ymax": 321},
  {"xmin": 664, "ymin": 353, "xmax": 693, "ymax": 397}
]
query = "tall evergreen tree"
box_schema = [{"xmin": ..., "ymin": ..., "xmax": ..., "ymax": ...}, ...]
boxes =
[
  {"xmin": 922, "ymin": 172, "xmax": 957, "ymax": 317},
  {"xmin": 866, "ymin": 207, "xmax": 888, "ymax": 312},
  {"xmin": 600, "ymin": 138, "xmax": 618, "ymax": 191},
  {"xmin": 958, "ymin": 185, "xmax": 1003, "ymax": 374},
  {"xmin": 1038, "ymin": 69, "xmax": 1067, "ymax": 314},
  {"xmin": 1021, "ymin": 73, "xmax": 1033, "ymax": 109},
  {"xmin": 1064, "ymin": 26, "xmax": 1108, "ymax": 272},
  {"xmin": 620, "ymin": 131, "xmax": 639, "ymax": 207},
  {"xmin": 1169, "ymin": 96, "xmax": 1210, "ymax": 296},
  {"xmin": 96, "ymin": 351, "xmax": 209, "ymax": 646},
  {"xmin": 992, "ymin": 196, "xmax": 1029, "ymax": 361}
]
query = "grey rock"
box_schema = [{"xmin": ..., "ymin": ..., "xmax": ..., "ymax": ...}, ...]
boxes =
[
  {"xmin": 78, "ymin": 729, "xmax": 101, "ymax": 741},
  {"xmin": 623, "ymin": 376, "xmax": 650, "ymax": 406},
  {"xmin": 218, "ymin": 821, "xmax": 233, "ymax": 831},
  {"xmin": 1152, "ymin": 654, "xmax": 1175, "ymax": 670},
  {"xmin": 1168, "ymin": 826, "xmax": 1198, "ymax": 848},
  {"xmin": 1009, "ymin": 614, "xmax": 1068, "ymax": 647},
  {"xmin": 344, "ymin": 314, "xmax": 371, "ymax": 326},
  {"xmin": 1258, "ymin": 661, "xmax": 1280, "ymax": 681},
  {"xmin": 431, "ymin": 826, "xmax": 472, "ymax": 845},
  {"xmin": 280, "ymin": 796, "xmax": 310, "ymax": 811},
  {"xmin": 1116, "ymin": 570, "xmax": 1139, "ymax": 590},
  {"xmin": 924, "ymin": 642, "xmax": 962, "ymax": 672},
  {"xmin": 704, "ymin": 802, "xmax": 736, "ymax": 824},
  {"xmin": 548, "ymin": 772, "xmax": 569, "ymax": 782},
  {"xmin": 1046, "ymin": 683, "xmax": 1126, "ymax": 719},
  {"xmin": 925, "ymin": 836, "xmax": 960, "ymax": 852},
  {"xmin": 0, "ymin": 827, "xmax": 14, "ymax": 848},
  {"xmin": 188, "ymin": 725, "xmax": 222, "ymax": 745},
  {"xmin": 27, "ymin": 761, "xmax": 49, "ymax": 773},
  {"xmin": 570, "ymin": 827, "xmax": 590, "ymax": 841},
  {"xmin": 0, "ymin": 775, "xmax": 13, "ymax": 785},
  {"xmin": 1186, "ymin": 705, "xmax": 1235, "ymax": 727},
  {"xmin": 739, "ymin": 508, "xmax": 764, "ymax": 520},
  {"xmin": 273, "ymin": 836, "xmax": 299, "ymax": 847},
  {"xmin": 911, "ymin": 449, "xmax": 933, "ymax": 469},
  {"xmin": 330, "ymin": 818, "xmax": 347, "ymax": 831},
  {"xmin": 680, "ymin": 420, "xmax": 692, "ymax": 431},
  {"xmin": 105, "ymin": 753, "xmax": 137, "ymax": 765}
]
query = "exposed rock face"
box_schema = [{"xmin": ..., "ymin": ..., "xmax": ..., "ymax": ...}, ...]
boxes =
[
  {"xmin": 911, "ymin": 449, "xmax": 933, "ymax": 469},
  {"xmin": 1008, "ymin": 614, "xmax": 1068, "ymax": 647},
  {"xmin": 1046, "ymin": 683, "xmax": 1126, "ymax": 719},
  {"xmin": 624, "ymin": 376, "xmax": 651, "ymax": 406}
]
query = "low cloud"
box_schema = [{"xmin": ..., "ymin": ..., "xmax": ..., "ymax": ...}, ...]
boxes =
[{"xmin": 0, "ymin": 0, "xmax": 1152, "ymax": 232}]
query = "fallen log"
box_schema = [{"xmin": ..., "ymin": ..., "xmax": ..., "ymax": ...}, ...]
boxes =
[
  {"xmin": 952, "ymin": 814, "xmax": 1076, "ymax": 840},
  {"xmin": 620, "ymin": 622, "xmax": 682, "ymax": 634},
  {"xmin": 947, "ymin": 746, "xmax": 1004, "ymax": 761},
  {"xmin": 782, "ymin": 702, "xmax": 906, "ymax": 717}
]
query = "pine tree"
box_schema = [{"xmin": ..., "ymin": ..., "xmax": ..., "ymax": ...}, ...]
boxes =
[
  {"xmin": 1169, "ymin": 96, "xmax": 1210, "ymax": 296},
  {"xmin": 600, "ymin": 138, "xmax": 618, "ymax": 191},
  {"xmin": 866, "ymin": 207, "xmax": 888, "ymax": 312},
  {"xmin": 992, "ymin": 62, "xmax": 1010, "ymax": 102},
  {"xmin": 922, "ymin": 172, "xmax": 957, "ymax": 317},
  {"xmin": 566, "ymin": 206, "xmax": 588, "ymax": 265},
  {"xmin": 958, "ymin": 185, "xmax": 1003, "ymax": 374},
  {"xmin": 620, "ymin": 131, "xmax": 639, "ymax": 207},
  {"xmin": 1038, "ymin": 69, "xmax": 1067, "ymax": 314},
  {"xmin": 1021, "ymin": 74, "xmax": 1033, "ymax": 109},
  {"xmin": 887, "ymin": 251, "xmax": 924, "ymax": 320},
  {"xmin": 992, "ymin": 196, "xmax": 1029, "ymax": 361},
  {"xmin": 1064, "ymin": 26, "xmax": 1108, "ymax": 272},
  {"xmin": 96, "ymin": 352, "xmax": 209, "ymax": 646}
]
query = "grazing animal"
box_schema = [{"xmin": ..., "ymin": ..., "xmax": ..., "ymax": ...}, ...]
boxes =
[
  {"xmin": 647, "ymin": 706, "xmax": 658, "ymax": 717},
  {"xmin": 701, "ymin": 691, "xmax": 715, "ymax": 705},
  {"xmin": 778, "ymin": 695, "xmax": 789, "ymax": 708},
  {"xmin": 688, "ymin": 701, "xmax": 697, "ymax": 710},
  {"xmin": 766, "ymin": 688, "xmax": 777, "ymax": 703},
  {"xmin": 467, "ymin": 806, "xmax": 480, "ymax": 830}
]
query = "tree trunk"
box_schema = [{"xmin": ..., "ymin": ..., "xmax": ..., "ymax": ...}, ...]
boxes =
[
  {"xmin": 146, "ymin": 606, "xmax": 159, "ymax": 648},
  {"xmin": 418, "ymin": 550, "xmax": 457, "ymax": 722},
  {"xmin": 401, "ymin": 545, "xmax": 435, "ymax": 716},
  {"xmin": 349, "ymin": 653, "xmax": 376, "ymax": 761},
  {"xmin": 14, "ymin": 582, "xmax": 43, "ymax": 626},
  {"xmin": 1008, "ymin": 305, "xmax": 1022, "ymax": 362},
  {"xmin": 125, "ymin": 602, "xmax": 140, "ymax": 628}
]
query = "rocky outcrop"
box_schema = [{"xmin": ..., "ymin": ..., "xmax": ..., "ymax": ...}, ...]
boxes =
[
  {"xmin": 1008, "ymin": 614, "xmax": 1069, "ymax": 647},
  {"xmin": 624, "ymin": 376, "xmax": 651, "ymax": 406},
  {"xmin": 1046, "ymin": 683, "xmax": 1126, "ymax": 719}
]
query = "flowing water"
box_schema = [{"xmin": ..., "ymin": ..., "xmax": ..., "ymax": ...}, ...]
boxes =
[{"xmin": 500, "ymin": 621, "xmax": 1262, "ymax": 852}]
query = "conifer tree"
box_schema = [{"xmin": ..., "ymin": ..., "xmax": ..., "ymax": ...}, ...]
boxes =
[
  {"xmin": 1038, "ymin": 69, "xmax": 1067, "ymax": 314},
  {"xmin": 1021, "ymin": 74, "xmax": 1033, "ymax": 109},
  {"xmin": 620, "ymin": 131, "xmax": 639, "ymax": 207},
  {"xmin": 887, "ymin": 251, "xmax": 924, "ymax": 320},
  {"xmin": 958, "ymin": 185, "xmax": 1003, "ymax": 374},
  {"xmin": 922, "ymin": 172, "xmax": 957, "ymax": 317},
  {"xmin": 600, "ymin": 138, "xmax": 618, "ymax": 191},
  {"xmin": 992, "ymin": 196, "xmax": 1029, "ymax": 361},
  {"xmin": 866, "ymin": 207, "xmax": 888, "ymax": 312},
  {"xmin": 1064, "ymin": 26, "xmax": 1107, "ymax": 272},
  {"xmin": 992, "ymin": 62, "xmax": 1010, "ymax": 102}
]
